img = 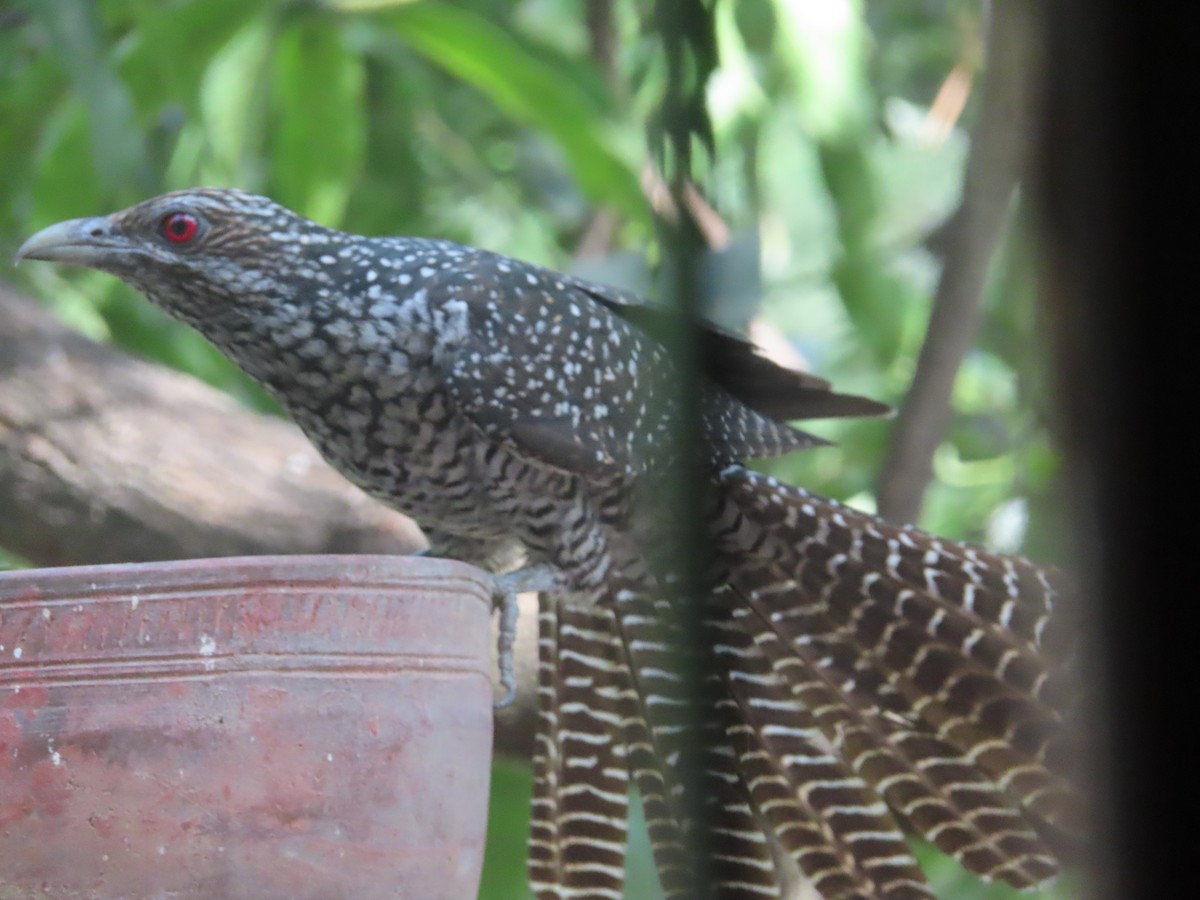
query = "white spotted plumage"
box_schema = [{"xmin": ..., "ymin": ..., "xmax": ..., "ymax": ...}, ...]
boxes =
[{"xmin": 22, "ymin": 188, "xmax": 1080, "ymax": 899}]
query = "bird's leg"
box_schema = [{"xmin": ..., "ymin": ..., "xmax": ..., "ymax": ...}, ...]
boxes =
[
  {"xmin": 416, "ymin": 529, "xmax": 560, "ymax": 706},
  {"xmin": 489, "ymin": 564, "xmax": 570, "ymax": 708}
]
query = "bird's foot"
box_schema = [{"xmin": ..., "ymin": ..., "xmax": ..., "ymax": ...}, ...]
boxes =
[{"xmin": 489, "ymin": 564, "xmax": 567, "ymax": 709}]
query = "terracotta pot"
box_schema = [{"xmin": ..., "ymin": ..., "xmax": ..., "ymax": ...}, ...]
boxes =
[{"xmin": 0, "ymin": 555, "xmax": 494, "ymax": 899}]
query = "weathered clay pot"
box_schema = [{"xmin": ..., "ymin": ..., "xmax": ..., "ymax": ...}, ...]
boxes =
[{"xmin": 0, "ymin": 555, "xmax": 494, "ymax": 899}]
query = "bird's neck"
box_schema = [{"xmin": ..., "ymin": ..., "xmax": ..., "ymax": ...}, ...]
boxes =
[{"xmin": 146, "ymin": 270, "xmax": 442, "ymax": 415}]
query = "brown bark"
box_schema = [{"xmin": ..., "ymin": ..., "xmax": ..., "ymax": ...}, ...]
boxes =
[
  {"xmin": 0, "ymin": 284, "xmax": 538, "ymax": 757},
  {"xmin": 0, "ymin": 285, "xmax": 425, "ymax": 564}
]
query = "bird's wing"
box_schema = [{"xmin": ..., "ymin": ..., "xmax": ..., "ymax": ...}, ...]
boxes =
[
  {"xmin": 566, "ymin": 276, "xmax": 892, "ymax": 422},
  {"xmin": 437, "ymin": 255, "xmax": 672, "ymax": 481}
]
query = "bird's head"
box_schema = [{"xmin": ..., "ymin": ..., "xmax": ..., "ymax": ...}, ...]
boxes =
[{"xmin": 15, "ymin": 188, "xmax": 333, "ymax": 328}]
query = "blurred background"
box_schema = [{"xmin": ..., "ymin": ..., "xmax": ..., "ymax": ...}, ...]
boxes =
[{"xmin": 0, "ymin": 1, "xmax": 1069, "ymax": 897}]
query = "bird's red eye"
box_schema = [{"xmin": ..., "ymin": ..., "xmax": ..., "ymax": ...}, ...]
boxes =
[{"xmin": 162, "ymin": 212, "xmax": 198, "ymax": 243}]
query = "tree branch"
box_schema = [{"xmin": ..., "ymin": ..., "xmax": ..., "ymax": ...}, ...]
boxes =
[
  {"xmin": 876, "ymin": 0, "xmax": 1041, "ymax": 523},
  {"xmin": 0, "ymin": 286, "xmax": 425, "ymax": 563}
]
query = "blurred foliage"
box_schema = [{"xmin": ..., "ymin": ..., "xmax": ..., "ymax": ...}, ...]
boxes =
[{"xmin": 0, "ymin": 0, "xmax": 1068, "ymax": 896}]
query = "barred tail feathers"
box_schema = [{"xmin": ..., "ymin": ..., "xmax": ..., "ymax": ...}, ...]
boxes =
[
  {"xmin": 527, "ymin": 467, "xmax": 1075, "ymax": 898},
  {"xmin": 528, "ymin": 598, "xmax": 630, "ymax": 899},
  {"xmin": 714, "ymin": 466, "xmax": 1077, "ymax": 889}
]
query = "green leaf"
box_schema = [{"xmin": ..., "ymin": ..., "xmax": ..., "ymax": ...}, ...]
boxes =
[
  {"xmin": 821, "ymin": 147, "xmax": 908, "ymax": 364},
  {"xmin": 0, "ymin": 37, "xmax": 63, "ymax": 234},
  {"xmin": 771, "ymin": 0, "xmax": 872, "ymax": 142},
  {"xmin": 364, "ymin": 1, "xmax": 646, "ymax": 225},
  {"xmin": 342, "ymin": 58, "xmax": 426, "ymax": 235},
  {"xmin": 197, "ymin": 11, "xmax": 277, "ymax": 187},
  {"xmin": 117, "ymin": 0, "xmax": 272, "ymax": 118},
  {"xmin": 29, "ymin": 104, "xmax": 107, "ymax": 226},
  {"xmin": 27, "ymin": 0, "xmax": 152, "ymax": 193},
  {"xmin": 268, "ymin": 19, "xmax": 366, "ymax": 224}
]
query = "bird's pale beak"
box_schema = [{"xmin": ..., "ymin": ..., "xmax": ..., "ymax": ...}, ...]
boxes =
[{"xmin": 15, "ymin": 216, "xmax": 123, "ymax": 267}]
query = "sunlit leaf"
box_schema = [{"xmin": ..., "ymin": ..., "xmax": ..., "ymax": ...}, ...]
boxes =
[
  {"xmin": 369, "ymin": 1, "xmax": 646, "ymax": 225},
  {"xmin": 342, "ymin": 58, "xmax": 425, "ymax": 235},
  {"xmin": 709, "ymin": 0, "xmax": 768, "ymax": 135},
  {"xmin": 118, "ymin": 0, "xmax": 272, "ymax": 117},
  {"xmin": 771, "ymin": 0, "xmax": 871, "ymax": 142},
  {"xmin": 198, "ymin": 12, "xmax": 277, "ymax": 186},
  {"xmin": 268, "ymin": 18, "xmax": 366, "ymax": 224}
]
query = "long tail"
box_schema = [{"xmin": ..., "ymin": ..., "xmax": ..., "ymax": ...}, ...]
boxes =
[
  {"xmin": 527, "ymin": 465, "xmax": 1078, "ymax": 898},
  {"xmin": 528, "ymin": 597, "xmax": 630, "ymax": 898}
]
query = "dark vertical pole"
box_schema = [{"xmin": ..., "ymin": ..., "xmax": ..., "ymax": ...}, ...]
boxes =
[
  {"xmin": 1038, "ymin": 4, "xmax": 1196, "ymax": 897},
  {"xmin": 651, "ymin": 1, "xmax": 721, "ymax": 896}
]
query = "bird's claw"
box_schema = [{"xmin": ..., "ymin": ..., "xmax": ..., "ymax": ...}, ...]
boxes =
[
  {"xmin": 489, "ymin": 564, "xmax": 567, "ymax": 709},
  {"xmin": 493, "ymin": 586, "xmax": 519, "ymax": 708}
]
